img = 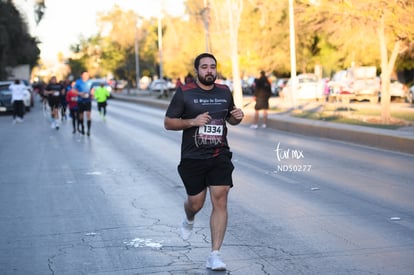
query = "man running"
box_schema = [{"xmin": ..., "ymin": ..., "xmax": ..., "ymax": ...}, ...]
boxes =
[
  {"xmin": 164, "ymin": 53, "xmax": 244, "ymax": 271},
  {"xmin": 93, "ymin": 83, "xmax": 110, "ymax": 120},
  {"xmin": 66, "ymin": 80, "xmax": 79, "ymax": 134},
  {"xmin": 44, "ymin": 76, "xmax": 64, "ymax": 130},
  {"xmin": 74, "ymin": 71, "xmax": 92, "ymax": 136}
]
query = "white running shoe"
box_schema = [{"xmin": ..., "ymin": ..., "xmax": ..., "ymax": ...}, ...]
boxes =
[
  {"xmin": 250, "ymin": 124, "xmax": 258, "ymax": 129},
  {"xmin": 261, "ymin": 124, "xmax": 267, "ymax": 128},
  {"xmin": 180, "ymin": 219, "xmax": 193, "ymax": 241},
  {"xmin": 206, "ymin": 251, "xmax": 226, "ymax": 271}
]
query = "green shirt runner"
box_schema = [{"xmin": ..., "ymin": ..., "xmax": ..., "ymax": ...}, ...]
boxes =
[{"xmin": 94, "ymin": 86, "xmax": 110, "ymax": 103}]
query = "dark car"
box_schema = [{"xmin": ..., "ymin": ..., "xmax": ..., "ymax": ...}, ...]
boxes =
[
  {"xmin": 0, "ymin": 83, "xmax": 14, "ymax": 112},
  {"xmin": 274, "ymin": 78, "xmax": 288, "ymax": 96},
  {"xmin": 242, "ymin": 77, "xmax": 255, "ymax": 95}
]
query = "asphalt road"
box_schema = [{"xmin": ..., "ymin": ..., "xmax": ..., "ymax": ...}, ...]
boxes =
[{"xmin": 0, "ymin": 99, "xmax": 413, "ymax": 274}]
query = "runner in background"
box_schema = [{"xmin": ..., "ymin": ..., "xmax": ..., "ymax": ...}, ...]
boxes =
[
  {"xmin": 66, "ymin": 80, "xmax": 79, "ymax": 134},
  {"xmin": 60, "ymin": 79, "xmax": 70, "ymax": 121},
  {"xmin": 44, "ymin": 76, "xmax": 64, "ymax": 130},
  {"xmin": 74, "ymin": 71, "xmax": 92, "ymax": 136},
  {"xmin": 93, "ymin": 83, "xmax": 110, "ymax": 120}
]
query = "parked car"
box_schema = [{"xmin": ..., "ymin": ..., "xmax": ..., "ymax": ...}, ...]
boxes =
[
  {"xmin": 329, "ymin": 67, "xmax": 380, "ymax": 103},
  {"xmin": 149, "ymin": 79, "xmax": 175, "ymax": 92},
  {"xmin": 215, "ymin": 78, "xmax": 233, "ymax": 92},
  {"xmin": 21, "ymin": 79, "xmax": 35, "ymax": 107},
  {"xmin": 389, "ymin": 79, "xmax": 406, "ymax": 99},
  {"xmin": 274, "ymin": 78, "xmax": 288, "ymax": 97},
  {"xmin": 408, "ymin": 85, "xmax": 414, "ymax": 104},
  {"xmin": 0, "ymin": 81, "xmax": 32, "ymax": 112},
  {"xmin": 378, "ymin": 79, "xmax": 407, "ymax": 102},
  {"xmin": 282, "ymin": 74, "xmax": 324, "ymax": 100},
  {"xmin": 110, "ymin": 79, "xmax": 127, "ymax": 91},
  {"xmin": 242, "ymin": 76, "xmax": 255, "ymax": 94}
]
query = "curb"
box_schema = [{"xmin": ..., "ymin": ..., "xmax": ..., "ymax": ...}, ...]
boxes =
[{"xmin": 112, "ymin": 93, "xmax": 414, "ymax": 155}]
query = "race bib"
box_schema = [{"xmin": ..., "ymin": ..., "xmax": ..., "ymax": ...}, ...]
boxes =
[
  {"xmin": 198, "ymin": 124, "xmax": 223, "ymax": 136},
  {"xmin": 53, "ymin": 91, "xmax": 60, "ymax": 96},
  {"xmin": 195, "ymin": 118, "xmax": 226, "ymax": 147}
]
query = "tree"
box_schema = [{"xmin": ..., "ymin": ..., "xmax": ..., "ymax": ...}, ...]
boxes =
[
  {"xmin": 238, "ymin": 1, "xmax": 291, "ymax": 75},
  {"xmin": 0, "ymin": 0, "xmax": 40, "ymax": 79},
  {"xmin": 303, "ymin": 0, "xmax": 414, "ymax": 123},
  {"xmin": 162, "ymin": 15, "xmax": 203, "ymax": 80}
]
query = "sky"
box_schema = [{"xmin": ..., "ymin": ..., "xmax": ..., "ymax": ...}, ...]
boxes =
[{"xmin": 14, "ymin": 0, "xmax": 185, "ymax": 64}]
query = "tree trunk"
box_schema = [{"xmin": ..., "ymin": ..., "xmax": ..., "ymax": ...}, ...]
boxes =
[
  {"xmin": 378, "ymin": 16, "xmax": 391, "ymax": 124},
  {"xmin": 226, "ymin": 0, "xmax": 243, "ymax": 108}
]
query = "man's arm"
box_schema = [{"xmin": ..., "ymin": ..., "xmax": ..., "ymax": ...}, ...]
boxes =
[
  {"xmin": 164, "ymin": 112, "xmax": 212, "ymax": 131},
  {"xmin": 164, "ymin": 117, "xmax": 195, "ymax": 131}
]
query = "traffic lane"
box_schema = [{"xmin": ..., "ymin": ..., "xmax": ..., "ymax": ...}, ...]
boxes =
[
  {"xmin": 226, "ymin": 124, "xmax": 414, "ymax": 274},
  {"xmin": 107, "ymin": 101, "xmax": 414, "ymax": 273},
  {"xmin": 0, "ymin": 104, "xmax": 196, "ymax": 274},
  {"xmin": 228, "ymin": 124, "xmax": 414, "ymax": 210},
  {"xmin": 107, "ymin": 98, "xmax": 413, "ymax": 274},
  {"xmin": 107, "ymin": 100, "xmax": 414, "ymax": 274},
  {"xmin": 1, "ymin": 102, "xmax": 277, "ymax": 274},
  {"xmin": 1, "ymin": 100, "xmax": 413, "ymax": 274}
]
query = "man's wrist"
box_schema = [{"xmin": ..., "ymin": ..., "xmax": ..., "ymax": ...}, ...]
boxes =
[{"xmin": 188, "ymin": 118, "xmax": 195, "ymax": 128}]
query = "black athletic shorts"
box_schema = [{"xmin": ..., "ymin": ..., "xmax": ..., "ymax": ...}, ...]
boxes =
[
  {"xmin": 177, "ymin": 152, "xmax": 234, "ymax": 196},
  {"xmin": 78, "ymin": 102, "xmax": 92, "ymax": 112},
  {"xmin": 97, "ymin": 101, "xmax": 107, "ymax": 108},
  {"xmin": 48, "ymin": 96, "xmax": 60, "ymax": 109}
]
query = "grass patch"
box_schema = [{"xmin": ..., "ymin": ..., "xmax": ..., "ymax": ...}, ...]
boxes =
[{"xmin": 291, "ymin": 110, "xmax": 405, "ymax": 130}]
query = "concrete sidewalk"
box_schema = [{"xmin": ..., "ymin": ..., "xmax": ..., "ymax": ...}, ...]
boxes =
[{"xmin": 111, "ymin": 89, "xmax": 414, "ymax": 154}]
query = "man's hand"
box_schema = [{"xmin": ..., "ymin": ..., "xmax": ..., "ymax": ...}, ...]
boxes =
[
  {"xmin": 192, "ymin": 112, "xmax": 212, "ymax": 126},
  {"xmin": 230, "ymin": 107, "xmax": 244, "ymax": 120},
  {"xmin": 228, "ymin": 107, "xmax": 244, "ymax": 125}
]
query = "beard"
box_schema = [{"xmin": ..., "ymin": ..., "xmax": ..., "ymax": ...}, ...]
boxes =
[{"xmin": 198, "ymin": 73, "xmax": 216, "ymax": 86}]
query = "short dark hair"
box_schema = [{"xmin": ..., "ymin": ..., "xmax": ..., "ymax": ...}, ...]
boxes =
[{"xmin": 194, "ymin": 53, "xmax": 217, "ymax": 70}]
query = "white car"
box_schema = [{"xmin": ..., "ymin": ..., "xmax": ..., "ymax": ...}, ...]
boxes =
[
  {"xmin": 378, "ymin": 80, "xmax": 407, "ymax": 102},
  {"xmin": 389, "ymin": 79, "xmax": 406, "ymax": 98},
  {"xmin": 282, "ymin": 74, "xmax": 324, "ymax": 100},
  {"xmin": 149, "ymin": 79, "xmax": 175, "ymax": 92},
  {"xmin": 0, "ymin": 81, "xmax": 32, "ymax": 112}
]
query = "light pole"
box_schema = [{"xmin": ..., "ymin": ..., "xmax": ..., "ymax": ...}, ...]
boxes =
[
  {"xmin": 135, "ymin": 19, "xmax": 142, "ymax": 91},
  {"xmin": 158, "ymin": 13, "xmax": 166, "ymax": 97},
  {"xmin": 289, "ymin": 0, "xmax": 297, "ymax": 108},
  {"xmin": 158, "ymin": 14, "xmax": 163, "ymax": 82},
  {"xmin": 201, "ymin": 0, "xmax": 211, "ymax": 53}
]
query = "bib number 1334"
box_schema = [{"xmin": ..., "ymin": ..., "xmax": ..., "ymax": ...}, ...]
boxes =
[{"xmin": 199, "ymin": 124, "xmax": 223, "ymax": 136}]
